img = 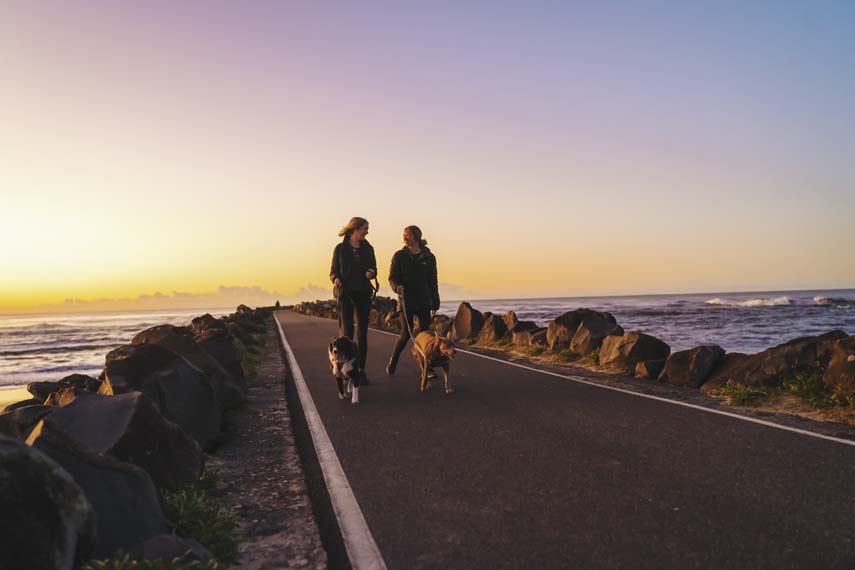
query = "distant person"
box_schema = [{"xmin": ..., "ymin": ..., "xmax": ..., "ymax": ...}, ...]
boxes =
[
  {"xmin": 330, "ymin": 217, "xmax": 378, "ymax": 383},
  {"xmin": 386, "ymin": 225, "xmax": 440, "ymax": 376}
]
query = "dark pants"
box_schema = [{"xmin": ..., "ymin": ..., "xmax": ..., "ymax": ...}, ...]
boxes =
[
  {"xmin": 390, "ymin": 307, "xmax": 433, "ymax": 366},
  {"xmin": 339, "ymin": 291, "xmax": 371, "ymax": 371}
]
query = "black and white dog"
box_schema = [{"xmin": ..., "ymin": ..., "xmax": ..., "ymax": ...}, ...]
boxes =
[{"xmin": 328, "ymin": 336, "xmax": 361, "ymax": 404}]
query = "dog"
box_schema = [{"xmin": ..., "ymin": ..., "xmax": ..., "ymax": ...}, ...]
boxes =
[
  {"xmin": 411, "ymin": 331, "xmax": 457, "ymax": 394},
  {"xmin": 328, "ymin": 336, "xmax": 361, "ymax": 404}
]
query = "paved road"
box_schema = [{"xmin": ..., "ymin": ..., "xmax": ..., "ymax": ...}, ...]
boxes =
[{"xmin": 275, "ymin": 311, "xmax": 855, "ymax": 570}]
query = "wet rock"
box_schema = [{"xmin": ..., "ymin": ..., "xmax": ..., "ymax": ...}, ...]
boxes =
[
  {"xmin": 0, "ymin": 405, "xmax": 53, "ymax": 439},
  {"xmin": 32, "ymin": 392, "xmax": 204, "ymax": 489},
  {"xmin": 451, "ymin": 302, "xmax": 485, "ymax": 340},
  {"xmin": 99, "ymin": 343, "xmax": 222, "ymax": 451},
  {"xmin": 635, "ymin": 360, "xmax": 666, "ymax": 380},
  {"xmin": 133, "ymin": 324, "xmax": 247, "ymax": 409},
  {"xmin": 599, "ymin": 331, "xmax": 671, "ymax": 374},
  {"xmin": 659, "ymin": 345, "xmax": 726, "ymax": 387},
  {"xmin": 27, "ymin": 374, "xmax": 101, "ymax": 403},
  {"xmin": 0, "ymin": 435, "xmax": 96, "ymax": 570},
  {"xmin": 570, "ymin": 321, "xmax": 625, "ymax": 356},
  {"xmin": 547, "ymin": 309, "xmax": 618, "ymax": 352},
  {"xmin": 28, "ymin": 428, "xmax": 170, "ymax": 558}
]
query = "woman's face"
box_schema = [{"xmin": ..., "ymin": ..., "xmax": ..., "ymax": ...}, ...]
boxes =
[
  {"xmin": 353, "ymin": 224, "xmax": 369, "ymax": 241},
  {"xmin": 403, "ymin": 229, "xmax": 416, "ymax": 248}
]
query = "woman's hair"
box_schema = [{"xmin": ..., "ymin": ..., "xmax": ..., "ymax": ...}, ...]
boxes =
[
  {"xmin": 338, "ymin": 217, "xmax": 369, "ymax": 238},
  {"xmin": 405, "ymin": 225, "xmax": 428, "ymax": 247}
]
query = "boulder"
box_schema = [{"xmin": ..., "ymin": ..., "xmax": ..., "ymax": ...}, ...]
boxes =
[
  {"xmin": 502, "ymin": 311, "xmax": 520, "ymax": 331},
  {"xmin": 99, "ymin": 343, "xmax": 222, "ymax": 450},
  {"xmin": 570, "ymin": 321, "xmax": 625, "ymax": 356},
  {"xmin": 383, "ymin": 311, "xmax": 402, "ymax": 332},
  {"xmin": 513, "ymin": 326, "xmax": 546, "ymax": 346},
  {"xmin": 0, "ymin": 405, "xmax": 53, "ymax": 439},
  {"xmin": 451, "ymin": 302, "xmax": 485, "ymax": 340},
  {"xmin": 546, "ymin": 309, "xmax": 618, "ymax": 352},
  {"xmin": 133, "ymin": 324, "xmax": 247, "ymax": 409},
  {"xmin": 4, "ymin": 397, "xmax": 43, "ymax": 411},
  {"xmin": 31, "ymin": 393, "xmax": 204, "ymax": 489},
  {"xmin": 822, "ymin": 336, "xmax": 855, "ymax": 394},
  {"xmin": 140, "ymin": 534, "xmax": 212, "ymax": 563},
  {"xmin": 45, "ymin": 386, "xmax": 94, "ymax": 407},
  {"xmin": 702, "ymin": 330, "xmax": 847, "ymax": 392},
  {"xmin": 195, "ymin": 327, "xmax": 246, "ymax": 386},
  {"xmin": 477, "ymin": 313, "xmax": 509, "ymax": 343},
  {"xmin": 190, "ymin": 313, "xmax": 227, "ymax": 335},
  {"xmin": 700, "ymin": 353, "xmax": 752, "ymax": 394},
  {"xmin": 27, "ymin": 373, "xmax": 101, "ymax": 403},
  {"xmin": 635, "ymin": 360, "xmax": 666, "ymax": 380},
  {"xmin": 236, "ymin": 304, "xmax": 254, "ymax": 315},
  {"xmin": 531, "ymin": 329, "xmax": 549, "ymax": 346},
  {"xmin": 659, "ymin": 345, "xmax": 726, "ymax": 387},
  {"xmin": 599, "ymin": 331, "xmax": 671, "ymax": 374},
  {"xmin": 28, "ymin": 428, "xmax": 170, "ymax": 558},
  {"xmin": 0, "ymin": 435, "xmax": 96, "ymax": 570}
]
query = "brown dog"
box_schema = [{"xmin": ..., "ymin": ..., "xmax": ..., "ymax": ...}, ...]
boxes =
[{"xmin": 411, "ymin": 331, "xmax": 457, "ymax": 394}]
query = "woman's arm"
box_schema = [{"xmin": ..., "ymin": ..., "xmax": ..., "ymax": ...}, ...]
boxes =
[
  {"xmin": 366, "ymin": 244, "xmax": 378, "ymax": 280},
  {"xmin": 388, "ymin": 251, "xmax": 403, "ymax": 293},
  {"xmin": 429, "ymin": 254, "xmax": 440, "ymax": 310},
  {"xmin": 330, "ymin": 244, "xmax": 342, "ymax": 284}
]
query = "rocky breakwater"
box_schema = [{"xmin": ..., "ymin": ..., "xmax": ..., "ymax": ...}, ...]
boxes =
[
  {"xmin": 292, "ymin": 298, "xmax": 855, "ymax": 416},
  {"xmin": 0, "ymin": 304, "xmax": 270, "ymax": 569}
]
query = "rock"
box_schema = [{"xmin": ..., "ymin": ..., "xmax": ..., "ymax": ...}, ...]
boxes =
[
  {"xmin": 236, "ymin": 304, "xmax": 254, "ymax": 315},
  {"xmin": 28, "ymin": 428, "xmax": 170, "ymax": 558},
  {"xmin": 570, "ymin": 321, "xmax": 625, "ymax": 356},
  {"xmin": 99, "ymin": 343, "xmax": 222, "ymax": 451},
  {"xmin": 133, "ymin": 324, "xmax": 247, "ymax": 409},
  {"xmin": 4, "ymin": 398, "xmax": 43, "ymax": 411},
  {"xmin": 27, "ymin": 374, "xmax": 101, "ymax": 403},
  {"xmin": 140, "ymin": 534, "xmax": 213, "ymax": 563},
  {"xmin": 195, "ymin": 328, "xmax": 246, "ymax": 386},
  {"xmin": 503, "ymin": 311, "xmax": 520, "ymax": 331},
  {"xmin": 659, "ymin": 345, "xmax": 726, "ymax": 387},
  {"xmin": 0, "ymin": 405, "xmax": 53, "ymax": 439},
  {"xmin": 451, "ymin": 302, "xmax": 485, "ymax": 340},
  {"xmin": 31, "ymin": 393, "xmax": 204, "ymax": 489},
  {"xmin": 45, "ymin": 386, "xmax": 94, "ymax": 407},
  {"xmin": 531, "ymin": 329, "xmax": 549, "ymax": 346},
  {"xmin": 635, "ymin": 360, "xmax": 666, "ymax": 379},
  {"xmin": 477, "ymin": 313, "xmax": 509, "ymax": 343},
  {"xmin": 513, "ymin": 326, "xmax": 547, "ymax": 346},
  {"xmin": 702, "ymin": 330, "xmax": 847, "ymax": 392},
  {"xmin": 822, "ymin": 337, "xmax": 855, "ymax": 394},
  {"xmin": 0, "ymin": 435, "xmax": 96, "ymax": 570},
  {"xmin": 599, "ymin": 331, "xmax": 671, "ymax": 374},
  {"xmin": 383, "ymin": 311, "xmax": 402, "ymax": 331},
  {"xmin": 700, "ymin": 353, "xmax": 752, "ymax": 394},
  {"xmin": 190, "ymin": 313, "xmax": 226, "ymax": 335},
  {"xmin": 546, "ymin": 309, "xmax": 618, "ymax": 352}
]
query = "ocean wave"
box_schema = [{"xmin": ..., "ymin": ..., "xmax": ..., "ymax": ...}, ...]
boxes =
[
  {"xmin": 0, "ymin": 343, "xmax": 124, "ymax": 358},
  {"xmin": 705, "ymin": 296, "xmax": 793, "ymax": 308},
  {"xmin": 813, "ymin": 296, "xmax": 855, "ymax": 307}
]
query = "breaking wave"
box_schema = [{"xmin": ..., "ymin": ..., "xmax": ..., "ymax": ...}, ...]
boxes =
[
  {"xmin": 814, "ymin": 296, "xmax": 855, "ymax": 307},
  {"xmin": 705, "ymin": 296, "xmax": 793, "ymax": 307}
]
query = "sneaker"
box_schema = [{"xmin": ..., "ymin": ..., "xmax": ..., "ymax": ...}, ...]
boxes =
[{"xmin": 386, "ymin": 357, "xmax": 397, "ymax": 376}]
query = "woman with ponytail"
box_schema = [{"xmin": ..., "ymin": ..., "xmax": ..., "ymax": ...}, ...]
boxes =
[
  {"xmin": 386, "ymin": 225, "xmax": 441, "ymax": 376},
  {"xmin": 330, "ymin": 217, "xmax": 377, "ymax": 382}
]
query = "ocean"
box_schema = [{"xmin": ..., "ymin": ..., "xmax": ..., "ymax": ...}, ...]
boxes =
[{"xmin": 1, "ymin": 289, "xmax": 854, "ymax": 389}]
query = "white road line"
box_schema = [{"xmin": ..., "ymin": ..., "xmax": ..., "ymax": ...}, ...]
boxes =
[
  {"xmin": 274, "ymin": 314, "xmax": 387, "ymax": 570},
  {"xmin": 370, "ymin": 327, "xmax": 855, "ymax": 447}
]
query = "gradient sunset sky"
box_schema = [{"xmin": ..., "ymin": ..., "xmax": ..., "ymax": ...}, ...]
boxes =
[{"xmin": 2, "ymin": 1, "xmax": 854, "ymax": 313}]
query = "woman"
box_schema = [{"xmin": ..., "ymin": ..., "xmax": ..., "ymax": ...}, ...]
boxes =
[
  {"xmin": 386, "ymin": 225, "xmax": 440, "ymax": 376},
  {"xmin": 330, "ymin": 217, "xmax": 377, "ymax": 382}
]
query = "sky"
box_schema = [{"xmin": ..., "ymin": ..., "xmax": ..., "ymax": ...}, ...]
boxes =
[{"xmin": 1, "ymin": 1, "xmax": 854, "ymax": 313}]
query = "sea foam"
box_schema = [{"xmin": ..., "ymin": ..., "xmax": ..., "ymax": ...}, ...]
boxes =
[{"xmin": 705, "ymin": 296, "xmax": 793, "ymax": 307}]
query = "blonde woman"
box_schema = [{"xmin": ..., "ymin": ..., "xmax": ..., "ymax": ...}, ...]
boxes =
[{"xmin": 330, "ymin": 217, "xmax": 378, "ymax": 382}]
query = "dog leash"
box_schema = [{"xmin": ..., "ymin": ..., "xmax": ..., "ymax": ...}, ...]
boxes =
[{"xmin": 398, "ymin": 290, "xmax": 427, "ymax": 360}]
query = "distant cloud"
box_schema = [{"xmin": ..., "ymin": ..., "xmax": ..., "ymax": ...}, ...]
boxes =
[{"xmin": 27, "ymin": 284, "xmax": 335, "ymax": 314}]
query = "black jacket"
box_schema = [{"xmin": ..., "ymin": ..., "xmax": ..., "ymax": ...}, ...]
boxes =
[
  {"xmin": 389, "ymin": 246, "xmax": 440, "ymax": 311},
  {"xmin": 330, "ymin": 238, "xmax": 378, "ymax": 295}
]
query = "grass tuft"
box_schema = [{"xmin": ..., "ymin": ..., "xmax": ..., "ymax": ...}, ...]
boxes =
[
  {"xmin": 556, "ymin": 348, "xmax": 579, "ymax": 363},
  {"xmin": 718, "ymin": 380, "xmax": 768, "ymax": 407},
  {"xmin": 783, "ymin": 371, "xmax": 855, "ymax": 409},
  {"xmin": 527, "ymin": 345, "xmax": 546, "ymax": 357}
]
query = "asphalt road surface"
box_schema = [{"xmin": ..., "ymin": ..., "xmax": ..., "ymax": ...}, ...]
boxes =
[{"xmin": 275, "ymin": 310, "xmax": 855, "ymax": 570}]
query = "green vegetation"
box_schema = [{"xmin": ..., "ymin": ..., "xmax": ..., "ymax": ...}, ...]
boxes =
[
  {"xmin": 783, "ymin": 371, "xmax": 855, "ymax": 409},
  {"xmin": 161, "ymin": 470, "xmax": 238, "ymax": 565},
  {"xmin": 83, "ymin": 552, "xmax": 219, "ymax": 570},
  {"xmin": 578, "ymin": 347, "xmax": 600, "ymax": 367},
  {"xmin": 240, "ymin": 337, "xmax": 266, "ymax": 381},
  {"xmin": 556, "ymin": 348, "xmax": 579, "ymax": 363},
  {"xmin": 718, "ymin": 380, "xmax": 769, "ymax": 407},
  {"xmin": 527, "ymin": 345, "xmax": 546, "ymax": 357}
]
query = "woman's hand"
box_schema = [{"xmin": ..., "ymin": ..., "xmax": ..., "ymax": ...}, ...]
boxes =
[
  {"xmin": 334, "ymin": 278, "xmax": 342, "ymax": 287},
  {"xmin": 395, "ymin": 285, "xmax": 404, "ymax": 295},
  {"xmin": 365, "ymin": 269, "xmax": 376, "ymax": 279},
  {"xmin": 431, "ymin": 310, "xmax": 436, "ymax": 318}
]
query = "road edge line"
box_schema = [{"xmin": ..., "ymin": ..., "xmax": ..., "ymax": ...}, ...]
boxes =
[
  {"xmin": 369, "ymin": 327, "xmax": 855, "ymax": 447},
  {"xmin": 274, "ymin": 313, "xmax": 388, "ymax": 570}
]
